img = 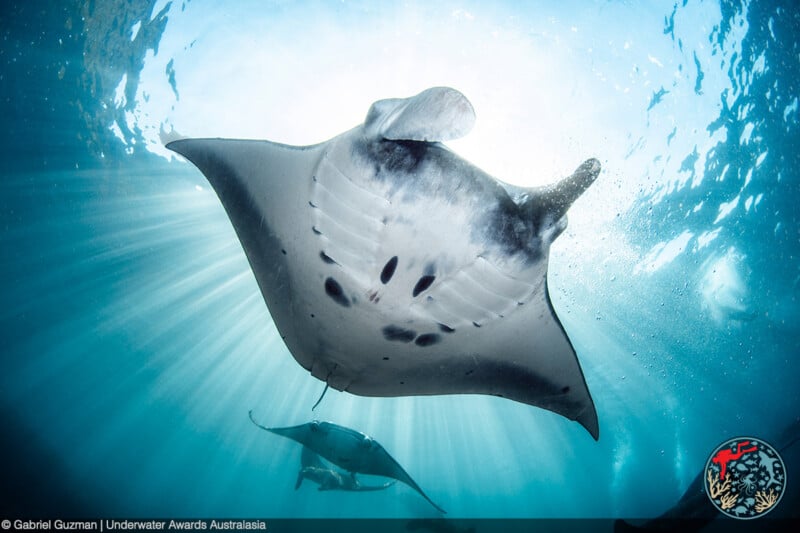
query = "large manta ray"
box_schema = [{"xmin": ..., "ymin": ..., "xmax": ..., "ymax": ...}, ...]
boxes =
[{"xmin": 167, "ymin": 87, "xmax": 601, "ymax": 439}]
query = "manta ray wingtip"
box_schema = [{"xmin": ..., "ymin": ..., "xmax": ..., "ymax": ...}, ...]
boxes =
[
  {"xmin": 582, "ymin": 157, "xmax": 602, "ymax": 176},
  {"xmin": 574, "ymin": 157, "xmax": 602, "ymax": 191},
  {"xmin": 537, "ymin": 156, "xmax": 602, "ymax": 222},
  {"xmin": 164, "ymin": 138, "xmax": 199, "ymax": 161},
  {"xmin": 248, "ymin": 410, "xmax": 278, "ymax": 434},
  {"xmin": 164, "ymin": 137, "xmax": 187, "ymax": 152},
  {"xmin": 577, "ymin": 406, "xmax": 600, "ymax": 441}
]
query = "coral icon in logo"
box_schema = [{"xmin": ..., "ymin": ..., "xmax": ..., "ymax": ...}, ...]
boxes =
[{"xmin": 705, "ymin": 436, "xmax": 786, "ymax": 519}]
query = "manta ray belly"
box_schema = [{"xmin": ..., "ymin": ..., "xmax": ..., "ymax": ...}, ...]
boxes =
[{"xmin": 299, "ymin": 132, "xmax": 555, "ymax": 396}]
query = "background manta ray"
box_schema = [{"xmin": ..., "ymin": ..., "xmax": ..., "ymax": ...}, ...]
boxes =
[
  {"xmin": 167, "ymin": 87, "xmax": 601, "ymax": 439},
  {"xmin": 295, "ymin": 445, "xmax": 397, "ymax": 493},
  {"xmin": 249, "ymin": 412, "xmax": 444, "ymax": 513}
]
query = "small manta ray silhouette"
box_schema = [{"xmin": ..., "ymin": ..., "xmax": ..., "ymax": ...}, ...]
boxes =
[{"xmin": 249, "ymin": 411, "xmax": 445, "ymax": 513}]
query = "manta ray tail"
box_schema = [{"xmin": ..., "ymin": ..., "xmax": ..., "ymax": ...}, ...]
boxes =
[
  {"xmin": 311, "ymin": 383, "xmax": 329, "ymax": 411},
  {"xmin": 248, "ymin": 410, "xmax": 271, "ymax": 432}
]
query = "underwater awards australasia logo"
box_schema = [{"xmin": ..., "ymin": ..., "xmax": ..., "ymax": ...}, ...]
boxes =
[{"xmin": 704, "ymin": 436, "xmax": 786, "ymax": 519}]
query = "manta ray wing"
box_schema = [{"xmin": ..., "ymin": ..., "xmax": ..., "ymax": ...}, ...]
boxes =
[
  {"xmin": 169, "ymin": 87, "xmax": 601, "ymax": 439},
  {"xmin": 316, "ymin": 422, "xmax": 440, "ymax": 507},
  {"xmin": 166, "ymin": 138, "xmax": 326, "ymax": 362},
  {"xmin": 300, "ymin": 445, "xmax": 326, "ymax": 470}
]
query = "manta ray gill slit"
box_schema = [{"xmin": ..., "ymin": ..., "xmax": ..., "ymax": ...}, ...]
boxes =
[
  {"xmin": 414, "ymin": 333, "xmax": 441, "ymax": 347},
  {"xmin": 382, "ymin": 325, "xmax": 417, "ymax": 343},
  {"xmin": 320, "ymin": 251, "xmax": 337, "ymax": 265}
]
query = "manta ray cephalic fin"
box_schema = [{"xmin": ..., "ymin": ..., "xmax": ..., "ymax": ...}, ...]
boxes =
[{"xmin": 364, "ymin": 86, "xmax": 475, "ymax": 142}]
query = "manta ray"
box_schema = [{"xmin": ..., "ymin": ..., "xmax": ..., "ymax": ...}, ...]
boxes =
[
  {"xmin": 167, "ymin": 87, "xmax": 601, "ymax": 439},
  {"xmin": 249, "ymin": 412, "xmax": 443, "ymax": 512},
  {"xmin": 295, "ymin": 445, "xmax": 396, "ymax": 492}
]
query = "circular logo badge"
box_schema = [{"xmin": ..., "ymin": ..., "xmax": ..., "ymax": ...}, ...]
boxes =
[{"xmin": 704, "ymin": 436, "xmax": 786, "ymax": 519}]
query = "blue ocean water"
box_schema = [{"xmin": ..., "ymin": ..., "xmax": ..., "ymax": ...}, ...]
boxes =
[{"xmin": 1, "ymin": 0, "xmax": 798, "ymax": 525}]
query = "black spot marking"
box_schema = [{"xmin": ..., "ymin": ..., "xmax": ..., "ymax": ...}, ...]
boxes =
[
  {"xmin": 473, "ymin": 321, "xmax": 482, "ymax": 328},
  {"xmin": 481, "ymin": 188, "xmax": 555, "ymax": 264},
  {"xmin": 415, "ymin": 333, "xmax": 441, "ymax": 347},
  {"xmin": 380, "ymin": 256, "xmax": 398, "ymax": 284},
  {"xmin": 465, "ymin": 369, "xmax": 474, "ymax": 376},
  {"xmin": 400, "ymin": 381, "xmax": 405, "ymax": 385},
  {"xmin": 310, "ymin": 314, "xmax": 315, "ymax": 318},
  {"xmin": 561, "ymin": 386, "xmax": 570, "ymax": 394},
  {"xmin": 324, "ymin": 277, "xmax": 350, "ymax": 307},
  {"xmin": 363, "ymin": 139, "xmax": 428, "ymax": 175},
  {"xmin": 382, "ymin": 325, "xmax": 416, "ymax": 343},
  {"xmin": 412, "ymin": 275, "xmax": 436, "ymax": 297},
  {"xmin": 281, "ymin": 249, "xmax": 287, "ymax": 255},
  {"xmin": 312, "ymin": 226, "xmax": 322, "ymax": 235},
  {"xmin": 320, "ymin": 251, "xmax": 336, "ymax": 264},
  {"xmin": 438, "ymin": 323, "xmax": 455, "ymax": 333},
  {"xmin": 382, "ymin": 357, "xmax": 389, "ymax": 361}
]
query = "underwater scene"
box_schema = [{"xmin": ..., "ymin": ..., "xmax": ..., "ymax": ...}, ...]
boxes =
[{"xmin": 1, "ymin": 0, "xmax": 799, "ymax": 529}]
